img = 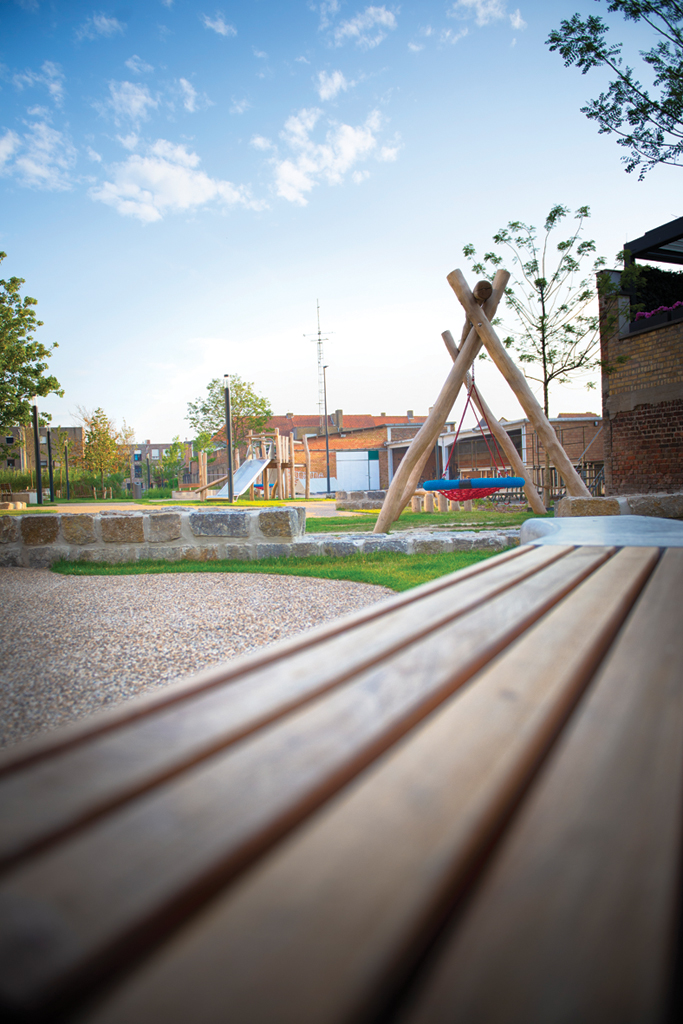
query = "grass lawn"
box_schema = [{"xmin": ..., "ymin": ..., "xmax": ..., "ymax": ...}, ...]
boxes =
[
  {"xmin": 51, "ymin": 549, "xmax": 499, "ymax": 592},
  {"xmin": 305, "ymin": 507, "xmax": 551, "ymax": 534}
]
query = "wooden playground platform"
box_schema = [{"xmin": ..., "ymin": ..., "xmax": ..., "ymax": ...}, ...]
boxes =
[{"xmin": 0, "ymin": 540, "xmax": 681, "ymax": 1022}]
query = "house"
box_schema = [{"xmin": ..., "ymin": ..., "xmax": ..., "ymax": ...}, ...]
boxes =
[{"xmin": 598, "ymin": 216, "xmax": 683, "ymax": 494}]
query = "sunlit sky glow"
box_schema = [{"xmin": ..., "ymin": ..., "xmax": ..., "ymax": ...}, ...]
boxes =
[{"xmin": 1, "ymin": 0, "xmax": 680, "ymax": 439}]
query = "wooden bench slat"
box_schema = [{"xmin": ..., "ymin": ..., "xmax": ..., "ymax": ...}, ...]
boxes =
[
  {"xmin": 0, "ymin": 546, "xmax": 606, "ymax": 1013},
  {"xmin": 0, "ymin": 546, "xmax": 563, "ymax": 869},
  {"xmin": 73, "ymin": 547, "xmax": 659, "ymax": 1024},
  {"xmin": 400, "ymin": 548, "xmax": 683, "ymax": 1024},
  {"xmin": 0, "ymin": 546, "xmax": 530, "ymax": 776}
]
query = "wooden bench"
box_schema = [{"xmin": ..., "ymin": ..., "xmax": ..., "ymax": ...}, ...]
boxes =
[{"xmin": 0, "ymin": 541, "xmax": 681, "ymax": 1023}]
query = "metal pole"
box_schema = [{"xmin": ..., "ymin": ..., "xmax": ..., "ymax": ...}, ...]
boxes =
[
  {"xmin": 323, "ymin": 365, "xmax": 331, "ymax": 495},
  {"xmin": 46, "ymin": 429, "xmax": 55, "ymax": 502},
  {"xmin": 146, "ymin": 456, "xmax": 151, "ymax": 491},
  {"xmin": 224, "ymin": 376, "xmax": 234, "ymax": 503},
  {"xmin": 32, "ymin": 405, "xmax": 43, "ymax": 505},
  {"xmin": 64, "ymin": 443, "xmax": 70, "ymax": 500}
]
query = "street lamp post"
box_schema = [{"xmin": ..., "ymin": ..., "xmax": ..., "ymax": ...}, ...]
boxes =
[
  {"xmin": 32, "ymin": 405, "xmax": 43, "ymax": 505},
  {"xmin": 224, "ymin": 375, "xmax": 234, "ymax": 503},
  {"xmin": 46, "ymin": 429, "xmax": 55, "ymax": 502},
  {"xmin": 64, "ymin": 443, "xmax": 70, "ymax": 501},
  {"xmin": 323, "ymin": 364, "xmax": 331, "ymax": 495}
]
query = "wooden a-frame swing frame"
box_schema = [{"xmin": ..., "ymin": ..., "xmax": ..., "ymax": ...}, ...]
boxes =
[{"xmin": 374, "ymin": 269, "xmax": 591, "ymax": 534}]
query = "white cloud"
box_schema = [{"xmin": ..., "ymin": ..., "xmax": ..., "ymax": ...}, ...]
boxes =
[
  {"xmin": 179, "ymin": 78, "xmax": 198, "ymax": 112},
  {"xmin": 379, "ymin": 144, "xmax": 399, "ymax": 161},
  {"xmin": 0, "ymin": 120, "xmax": 77, "ymax": 190},
  {"xmin": 334, "ymin": 6, "xmax": 397, "ymax": 49},
  {"xmin": 440, "ymin": 27, "xmax": 469, "ymax": 44},
  {"xmin": 118, "ymin": 133, "xmax": 139, "ymax": 150},
  {"xmin": 408, "ymin": 42, "xmax": 423, "ymax": 52},
  {"xmin": 253, "ymin": 49, "xmax": 268, "ymax": 59},
  {"xmin": 202, "ymin": 12, "xmax": 236, "ymax": 37},
  {"xmin": 0, "ymin": 130, "xmax": 20, "ymax": 170},
  {"xmin": 104, "ymin": 81, "xmax": 158, "ymax": 124},
  {"xmin": 76, "ymin": 13, "xmax": 126, "ymax": 41},
  {"xmin": 251, "ymin": 135, "xmax": 273, "ymax": 151},
  {"xmin": 449, "ymin": 1, "xmax": 506, "ymax": 26},
  {"xmin": 317, "ymin": 1, "xmax": 341, "ymax": 30},
  {"xmin": 272, "ymin": 107, "xmax": 385, "ymax": 205},
  {"xmin": 510, "ymin": 8, "xmax": 526, "ymax": 30},
  {"xmin": 161, "ymin": 0, "xmax": 174, "ymax": 7},
  {"xmin": 316, "ymin": 70, "xmax": 348, "ymax": 101},
  {"xmin": 87, "ymin": 146, "xmax": 102, "ymax": 162},
  {"xmin": 125, "ymin": 55, "xmax": 154, "ymax": 74},
  {"xmin": 230, "ymin": 97, "xmax": 250, "ymax": 114},
  {"xmin": 89, "ymin": 138, "xmax": 263, "ymax": 222},
  {"xmin": 12, "ymin": 61, "xmax": 65, "ymax": 107},
  {"xmin": 295, "ymin": 56, "xmax": 310, "ymax": 64},
  {"xmin": 352, "ymin": 169, "xmax": 369, "ymax": 183}
]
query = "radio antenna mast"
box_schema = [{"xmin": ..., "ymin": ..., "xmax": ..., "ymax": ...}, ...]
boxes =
[{"xmin": 304, "ymin": 301, "xmax": 333, "ymax": 432}]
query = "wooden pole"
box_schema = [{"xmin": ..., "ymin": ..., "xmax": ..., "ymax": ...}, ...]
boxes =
[
  {"xmin": 447, "ymin": 270, "xmax": 591, "ymax": 498},
  {"xmin": 275, "ymin": 429, "xmax": 284, "ymax": 501},
  {"xmin": 374, "ymin": 271, "xmax": 509, "ymax": 534},
  {"xmin": 441, "ymin": 330, "xmax": 547, "ymax": 514},
  {"xmin": 302, "ymin": 435, "xmax": 311, "ymax": 499}
]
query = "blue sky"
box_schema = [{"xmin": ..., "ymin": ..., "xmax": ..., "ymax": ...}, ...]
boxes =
[{"xmin": 1, "ymin": 0, "xmax": 680, "ymax": 439}]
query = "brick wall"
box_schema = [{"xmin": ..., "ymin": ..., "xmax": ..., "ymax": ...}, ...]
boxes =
[{"xmin": 600, "ymin": 284, "xmax": 683, "ymax": 494}]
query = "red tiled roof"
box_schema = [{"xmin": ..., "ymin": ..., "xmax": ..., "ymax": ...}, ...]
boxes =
[{"xmin": 306, "ymin": 428, "xmax": 389, "ymax": 451}]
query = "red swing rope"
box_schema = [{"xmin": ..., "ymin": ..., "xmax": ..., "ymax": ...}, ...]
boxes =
[{"xmin": 439, "ymin": 369, "xmax": 511, "ymax": 502}]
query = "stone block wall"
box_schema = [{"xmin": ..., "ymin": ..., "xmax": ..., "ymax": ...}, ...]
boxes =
[{"xmin": 0, "ymin": 507, "xmax": 306, "ymax": 568}]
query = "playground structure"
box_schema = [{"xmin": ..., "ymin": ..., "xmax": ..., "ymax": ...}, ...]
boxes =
[
  {"xmin": 375, "ymin": 271, "xmax": 592, "ymax": 533},
  {"xmin": 189, "ymin": 429, "xmax": 311, "ymax": 502}
]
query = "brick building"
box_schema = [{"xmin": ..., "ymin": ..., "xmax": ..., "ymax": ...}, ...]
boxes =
[
  {"xmin": 0, "ymin": 425, "xmax": 84, "ymax": 472},
  {"xmin": 599, "ymin": 216, "xmax": 683, "ymax": 495}
]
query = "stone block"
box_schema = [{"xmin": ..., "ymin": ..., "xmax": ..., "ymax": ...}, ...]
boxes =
[
  {"xmin": 23, "ymin": 546, "xmax": 62, "ymax": 567},
  {"xmin": 381, "ymin": 537, "xmax": 410, "ymax": 553},
  {"xmin": 257, "ymin": 508, "xmax": 300, "ymax": 538},
  {"xmin": 411, "ymin": 536, "xmax": 453, "ymax": 554},
  {"xmin": 366, "ymin": 490, "xmax": 386, "ymax": 501},
  {"xmin": 0, "ymin": 517, "xmax": 20, "ymax": 544},
  {"xmin": 190, "ymin": 511, "xmax": 249, "ymax": 538},
  {"xmin": 101, "ymin": 514, "xmax": 145, "ymax": 544},
  {"xmin": 21, "ymin": 515, "xmax": 60, "ymax": 546},
  {"xmin": 291, "ymin": 540, "xmax": 323, "ymax": 557},
  {"xmin": 222, "ymin": 545, "xmax": 253, "ymax": 561},
  {"xmin": 0, "ymin": 503, "xmax": 11, "ymax": 510},
  {"xmin": 182, "ymin": 545, "xmax": 221, "ymax": 562},
  {"xmin": 0, "ymin": 548, "xmax": 20, "ymax": 566},
  {"xmin": 143, "ymin": 544, "xmax": 184, "ymax": 561},
  {"xmin": 256, "ymin": 543, "xmax": 294, "ymax": 559},
  {"xmin": 627, "ymin": 493, "xmax": 683, "ymax": 519},
  {"xmin": 555, "ymin": 496, "xmax": 623, "ymax": 517},
  {"xmin": 321, "ymin": 539, "xmax": 361, "ymax": 557},
  {"xmin": 62, "ymin": 514, "xmax": 96, "ymax": 545},
  {"xmin": 98, "ymin": 546, "xmax": 141, "ymax": 564},
  {"xmin": 295, "ymin": 507, "xmax": 306, "ymax": 533},
  {"xmin": 149, "ymin": 513, "xmax": 182, "ymax": 542}
]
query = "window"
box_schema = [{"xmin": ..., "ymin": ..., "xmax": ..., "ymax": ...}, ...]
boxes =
[
  {"xmin": 5, "ymin": 436, "xmax": 14, "ymax": 445},
  {"xmin": 133, "ymin": 452, "xmax": 142, "ymax": 462},
  {"xmin": 6, "ymin": 459, "xmax": 15, "ymax": 468},
  {"xmin": 151, "ymin": 449, "xmax": 160, "ymax": 459}
]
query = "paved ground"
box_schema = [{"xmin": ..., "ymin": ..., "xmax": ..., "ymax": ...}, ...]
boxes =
[{"xmin": 0, "ymin": 567, "xmax": 391, "ymax": 749}]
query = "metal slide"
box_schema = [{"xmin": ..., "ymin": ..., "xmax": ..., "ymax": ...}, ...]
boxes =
[{"xmin": 214, "ymin": 458, "xmax": 271, "ymax": 499}]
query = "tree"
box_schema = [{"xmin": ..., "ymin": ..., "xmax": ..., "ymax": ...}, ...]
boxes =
[
  {"xmin": 186, "ymin": 375, "xmax": 272, "ymax": 449},
  {"xmin": 547, "ymin": 1, "xmax": 683, "ymax": 178},
  {"xmin": 0, "ymin": 252, "xmax": 63, "ymax": 433},
  {"xmin": 80, "ymin": 407, "xmax": 133, "ymax": 489},
  {"xmin": 464, "ymin": 204, "xmax": 606, "ymax": 418},
  {"xmin": 161, "ymin": 436, "xmax": 186, "ymax": 486}
]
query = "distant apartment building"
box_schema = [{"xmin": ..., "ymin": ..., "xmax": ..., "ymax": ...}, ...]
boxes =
[{"xmin": 0, "ymin": 425, "xmax": 84, "ymax": 472}]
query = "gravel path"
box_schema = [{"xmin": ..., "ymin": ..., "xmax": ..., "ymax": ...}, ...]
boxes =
[{"xmin": 0, "ymin": 568, "xmax": 392, "ymax": 749}]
